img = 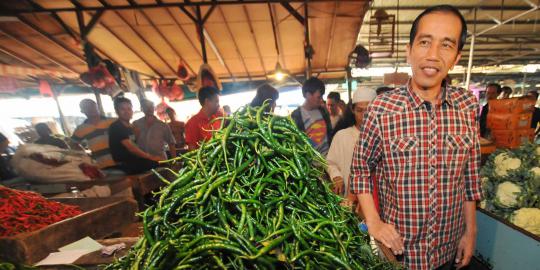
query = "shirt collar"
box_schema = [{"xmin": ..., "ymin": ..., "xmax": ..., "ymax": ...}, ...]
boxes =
[
  {"xmin": 196, "ymin": 109, "xmax": 210, "ymax": 121},
  {"xmin": 406, "ymin": 79, "xmax": 455, "ymax": 110}
]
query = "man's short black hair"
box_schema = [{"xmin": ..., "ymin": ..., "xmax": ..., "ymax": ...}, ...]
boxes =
[
  {"xmin": 302, "ymin": 77, "xmax": 325, "ymax": 97},
  {"xmin": 529, "ymin": 90, "xmax": 539, "ymax": 100},
  {"xmin": 113, "ymin": 96, "xmax": 132, "ymax": 112},
  {"xmin": 502, "ymin": 86, "xmax": 513, "ymax": 94},
  {"xmin": 410, "ymin": 5, "xmax": 467, "ymax": 51},
  {"xmin": 376, "ymin": 86, "xmax": 394, "ymax": 95},
  {"xmin": 487, "ymin": 83, "xmax": 502, "ymax": 94},
  {"xmin": 327, "ymin": 92, "xmax": 341, "ymax": 102},
  {"xmin": 198, "ymin": 86, "xmax": 219, "ymax": 106}
]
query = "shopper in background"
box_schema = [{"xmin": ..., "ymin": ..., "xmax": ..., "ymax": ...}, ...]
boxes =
[
  {"xmin": 108, "ymin": 97, "xmax": 161, "ymax": 174},
  {"xmin": 0, "ymin": 132, "xmax": 16, "ymax": 181},
  {"xmin": 326, "ymin": 92, "xmax": 342, "ymax": 129},
  {"xmin": 501, "ymin": 86, "xmax": 513, "ymax": 99},
  {"xmin": 34, "ymin": 123, "xmax": 68, "ymax": 149},
  {"xmin": 133, "ymin": 99, "xmax": 176, "ymax": 159},
  {"xmin": 250, "ymin": 83, "xmax": 279, "ymax": 112},
  {"xmin": 222, "ymin": 105, "xmax": 232, "ymax": 116},
  {"xmin": 185, "ymin": 86, "xmax": 223, "ymax": 150},
  {"xmin": 327, "ymin": 87, "xmax": 376, "ymax": 197},
  {"xmin": 72, "ymin": 99, "xmax": 117, "ymax": 169},
  {"xmin": 351, "ymin": 5, "xmax": 482, "ymax": 270},
  {"xmin": 291, "ymin": 77, "xmax": 333, "ymax": 156},
  {"xmin": 527, "ymin": 90, "xmax": 540, "ymax": 131},
  {"xmin": 165, "ymin": 107, "xmax": 186, "ymax": 154},
  {"xmin": 480, "ymin": 83, "xmax": 502, "ymax": 137}
]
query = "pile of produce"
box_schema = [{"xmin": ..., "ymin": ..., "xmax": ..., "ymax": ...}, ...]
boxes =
[
  {"xmin": 105, "ymin": 105, "xmax": 396, "ymax": 269},
  {"xmin": 480, "ymin": 143, "xmax": 540, "ymax": 235},
  {"xmin": 0, "ymin": 186, "xmax": 82, "ymax": 237}
]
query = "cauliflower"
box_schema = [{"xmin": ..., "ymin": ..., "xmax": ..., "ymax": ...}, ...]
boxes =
[
  {"xmin": 510, "ymin": 208, "xmax": 540, "ymax": 236},
  {"xmin": 495, "ymin": 181, "xmax": 522, "ymax": 208},
  {"xmin": 493, "ymin": 153, "xmax": 521, "ymax": 177},
  {"xmin": 531, "ymin": 167, "xmax": 540, "ymax": 178}
]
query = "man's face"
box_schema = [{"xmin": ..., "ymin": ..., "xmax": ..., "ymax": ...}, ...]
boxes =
[
  {"xmin": 326, "ymin": 98, "xmax": 339, "ymax": 115},
  {"xmin": 116, "ymin": 102, "xmax": 133, "ymax": 122},
  {"xmin": 81, "ymin": 101, "xmax": 99, "ymax": 118},
  {"xmin": 205, "ymin": 95, "xmax": 220, "ymax": 115},
  {"xmin": 143, "ymin": 103, "xmax": 155, "ymax": 116},
  {"xmin": 353, "ymin": 102, "xmax": 369, "ymax": 125},
  {"xmin": 406, "ymin": 12, "xmax": 462, "ymax": 92},
  {"xmin": 305, "ymin": 90, "xmax": 323, "ymax": 109},
  {"xmin": 486, "ymin": 86, "xmax": 499, "ymax": 100}
]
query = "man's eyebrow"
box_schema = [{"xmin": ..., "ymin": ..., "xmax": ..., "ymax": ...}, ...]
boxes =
[{"xmin": 442, "ymin": 37, "xmax": 457, "ymax": 44}]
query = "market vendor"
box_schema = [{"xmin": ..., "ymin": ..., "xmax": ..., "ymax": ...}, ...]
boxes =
[
  {"xmin": 327, "ymin": 87, "xmax": 376, "ymax": 197},
  {"xmin": 291, "ymin": 77, "xmax": 333, "ymax": 156},
  {"xmin": 0, "ymin": 132, "xmax": 16, "ymax": 181},
  {"xmin": 351, "ymin": 5, "xmax": 482, "ymax": 270},
  {"xmin": 185, "ymin": 86, "xmax": 223, "ymax": 150},
  {"xmin": 250, "ymin": 83, "xmax": 279, "ymax": 112},
  {"xmin": 326, "ymin": 91, "xmax": 342, "ymax": 129},
  {"xmin": 72, "ymin": 99, "xmax": 117, "ymax": 169},
  {"xmin": 479, "ymin": 83, "xmax": 502, "ymax": 138},
  {"xmin": 34, "ymin": 123, "xmax": 69, "ymax": 149},
  {"xmin": 108, "ymin": 97, "xmax": 162, "ymax": 174},
  {"xmin": 165, "ymin": 107, "xmax": 187, "ymax": 154},
  {"xmin": 133, "ymin": 99, "xmax": 176, "ymax": 159}
]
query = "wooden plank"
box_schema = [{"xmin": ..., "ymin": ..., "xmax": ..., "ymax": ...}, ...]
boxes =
[{"xmin": 0, "ymin": 198, "xmax": 138, "ymax": 264}]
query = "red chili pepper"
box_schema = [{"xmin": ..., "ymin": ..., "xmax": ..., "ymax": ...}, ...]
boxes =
[{"xmin": 0, "ymin": 186, "xmax": 83, "ymax": 237}]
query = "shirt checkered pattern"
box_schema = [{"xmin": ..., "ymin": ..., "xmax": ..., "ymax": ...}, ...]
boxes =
[{"xmin": 350, "ymin": 83, "xmax": 483, "ymax": 270}]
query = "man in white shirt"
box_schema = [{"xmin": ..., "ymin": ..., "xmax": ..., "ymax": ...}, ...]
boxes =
[{"xmin": 326, "ymin": 87, "xmax": 377, "ymax": 196}]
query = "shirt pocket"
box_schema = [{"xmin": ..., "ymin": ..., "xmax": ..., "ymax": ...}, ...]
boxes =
[
  {"xmin": 389, "ymin": 136, "xmax": 418, "ymax": 169},
  {"xmin": 444, "ymin": 134, "xmax": 472, "ymax": 171}
]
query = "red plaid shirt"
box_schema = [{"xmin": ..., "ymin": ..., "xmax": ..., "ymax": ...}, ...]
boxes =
[{"xmin": 350, "ymin": 83, "xmax": 483, "ymax": 270}]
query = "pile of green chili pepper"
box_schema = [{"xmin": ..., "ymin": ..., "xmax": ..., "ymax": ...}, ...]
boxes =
[{"xmin": 105, "ymin": 104, "xmax": 397, "ymax": 270}]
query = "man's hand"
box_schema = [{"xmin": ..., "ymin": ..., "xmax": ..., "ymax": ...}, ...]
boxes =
[
  {"xmin": 455, "ymin": 231, "xmax": 476, "ymax": 269},
  {"xmin": 367, "ymin": 219, "xmax": 404, "ymax": 255},
  {"xmin": 332, "ymin": 176, "xmax": 344, "ymax": 194}
]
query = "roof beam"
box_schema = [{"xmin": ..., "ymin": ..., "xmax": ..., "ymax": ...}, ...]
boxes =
[
  {"xmin": 96, "ymin": 17, "xmax": 164, "ymax": 77},
  {"xmin": 3, "ymin": 0, "xmax": 359, "ymax": 14},
  {"xmin": 269, "ymin": 3, "xmax": 286, "ymax": 69},
  {"xmin": 0, "ymin": 29, "xmax": 78, "ymax": 74},
  {"xmin": 0, "ymin": 45, "xmax": 42, "ymax": 69},
  {"xmin": 163, "ymin": 8, "xmax": 203, "ymax": 61},
  {"xmin": 324, "ymin": 1, "xmax": 338, "ymax": 71},
  {"xmin": 111, "ymin": 10, "xmax": 176, "ymax": 75},
  {"xmin": 133, "ymin": 8, "xmax": 195, "ymax": 76},
  {"xmin": 280, "ymin": 2, "xmax": 305, "ymax": 25},
  {"xmin": 217, "ymin": 6, "xmax": 251, "ymax": 80},
  {"xmin": 82, "ymin": 10, "xmax": 104, "ymax": 37},
  {"xmin": 242, "ymin": 5, "xmax": 267, "ymax": 76},
  {"xmin": 367, "ymin": 5, "xmax": 535, "ymax": 11},
  {"xmin": 16, "ymin": 15, "xmax": 86, "ymax": 64}
]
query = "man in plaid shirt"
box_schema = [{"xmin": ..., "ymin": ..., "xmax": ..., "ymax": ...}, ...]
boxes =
[{"xmin": 350, "ymin": 5, "xmax": 482, "ymax": 270}]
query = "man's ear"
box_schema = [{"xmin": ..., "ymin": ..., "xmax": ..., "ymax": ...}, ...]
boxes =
[{"xmin": 450, "ymin": 52, "xmax": 462, "ymax": 71}]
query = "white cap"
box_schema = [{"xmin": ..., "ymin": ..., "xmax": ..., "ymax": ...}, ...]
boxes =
[{"xmin": 352, "ymin": 87, "xmax": 377, "ymax": 104}]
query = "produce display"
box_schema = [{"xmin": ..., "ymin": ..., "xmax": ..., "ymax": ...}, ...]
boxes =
[
  {"xmin": 105, "ymin": 105, "xmax": 397, "ymax": 269},
  {"xmin": 0, "ymin": 186, "xmax": 82, "ymax": 237},
  {"xmin": 480, "ymin": 143, "xmax": 540, "ymax": 235}
]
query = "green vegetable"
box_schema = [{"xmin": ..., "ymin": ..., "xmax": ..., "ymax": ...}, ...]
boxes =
[
  {"xmin": 481, "ymin": 142, "xmax": 540, "ymax": 232},
  {"xmin": 104, "ymin": 104, "xmax": 398, "ymax": 269}
]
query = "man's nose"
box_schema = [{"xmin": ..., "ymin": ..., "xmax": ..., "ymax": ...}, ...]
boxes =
[{"xmin": 426, "ymin": 43, "xmax": 441, "ymax": 61}]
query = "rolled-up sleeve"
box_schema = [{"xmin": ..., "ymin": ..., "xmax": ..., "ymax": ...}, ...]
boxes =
[
  {"xmin": 464, "ymin": 110, "xmax": 483, "ymax": 201},
  {"xmin": 349, "ymin": 109, "xmax": 382, "ymax": 195}
]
